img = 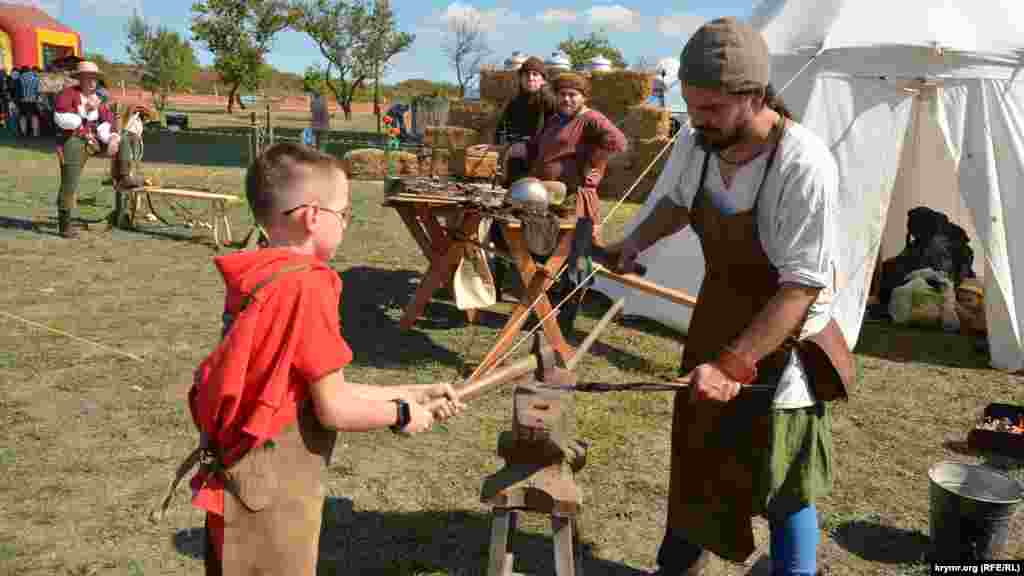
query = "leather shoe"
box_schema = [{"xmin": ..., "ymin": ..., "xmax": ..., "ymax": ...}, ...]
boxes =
[{"xmin": 649, "ymin": 550, "xmax": 710, "ymax": 576}]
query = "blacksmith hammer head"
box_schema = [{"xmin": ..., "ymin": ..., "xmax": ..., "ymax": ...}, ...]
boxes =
[{"xmin": 531, "ymin": 332, "xmax": 576, "ymax": 388}]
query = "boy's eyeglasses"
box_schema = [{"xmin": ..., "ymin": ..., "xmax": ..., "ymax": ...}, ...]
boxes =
[{"xmin": 282, "ymin": 204, "xmax": 352, "ymax": 227}]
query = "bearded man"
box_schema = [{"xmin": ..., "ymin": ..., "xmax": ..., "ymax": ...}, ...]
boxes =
[{"xmin": 605, "ymin": 17, "xmax": 854, "ymax": 576}]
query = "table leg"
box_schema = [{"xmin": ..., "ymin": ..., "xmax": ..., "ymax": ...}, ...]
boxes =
[
  {"xmin": 399, "ymin": 208, "xmax": 486, "ymax": 329},
  {"xmin": 469, "ymin": 226, "xmax": 575, "ymax": 379},
  {"xmin": 221, "ymin": 202, "xmax": 233, "ymax": 245},
  {"xmin": 211, "ymin": 202, "xmax": 221, "ymax": 250},
  {"xmin": 393, "ymin": 205, "xmax": 433, "ymax": 262}
]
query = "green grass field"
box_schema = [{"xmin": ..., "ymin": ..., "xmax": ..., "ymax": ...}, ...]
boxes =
[{"xmin": 0, "ymin": 137, "xmax": 1020, "ymax": 575}]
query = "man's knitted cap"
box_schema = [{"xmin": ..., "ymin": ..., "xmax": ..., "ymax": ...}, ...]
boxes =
[
  {"xmin": 519, "ymin": 56, "xmax": 547, "ymax": 78},
  {"xmin": 553, "ymin": 73, "xmax": 589, "ymax": 97},
  {"xmin": 679, "ymin": 16, "xmax": 770, "ymax": 92}
]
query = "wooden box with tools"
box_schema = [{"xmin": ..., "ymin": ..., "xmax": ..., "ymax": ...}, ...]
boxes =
[{"xmin": 449, "ymin": 144, "xmax": 500, "ymax": 180}]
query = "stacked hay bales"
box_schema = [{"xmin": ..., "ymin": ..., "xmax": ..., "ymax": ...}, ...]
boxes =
[
  {"xmin": 342, "ymin": 148, "xmax": 420, "ymax": 180},
  {"xmin": 478, "ymin": 67, "xmax": 654, "ymax": 123},
  {"xmin": 448, "ymin": 100, "xmax": 498, "ymax": 144},
  {"xmin": 468, "ymin": 67, "xmax": 677, "ymax": 202},
  {"xmin": 598, "ymin": 105, "xmax": 674, "ymax": 202},
  {"xmin": 623, "ymin": 104, "xmax": 672, "ymax": 140},
  {"xmin": 479, "ymin": 68, "xmax": 519, "ymax": 108},
  {"xmin": 423, "ymin": 126, "xmax": 479, "ymax": 149},
  {"xmin": 588, "ymin": 70, "xmax": 653, "ymax": 125}
]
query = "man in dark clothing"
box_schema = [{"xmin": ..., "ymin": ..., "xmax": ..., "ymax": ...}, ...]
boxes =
[
  {"xmin": 18, "ymin": 66, "xmax": 40, "ymax": 137},
  {"xmin": 496, "ymin": 56, "xmax": 558, "ymax": 184},
  {"xmin": 385, "ymin": 102, "xmax": 410, "ymax": 139},
  {"xmin": 490, "ymin": 56, "xmax": 558, "ymax": 302}
]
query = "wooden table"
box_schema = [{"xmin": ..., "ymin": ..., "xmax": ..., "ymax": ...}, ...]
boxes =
[{"xmin": 384, "ymin": 194, "xmax": 577, "ymax": 374}]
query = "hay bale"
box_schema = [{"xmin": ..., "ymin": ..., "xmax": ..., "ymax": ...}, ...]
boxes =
[
  {"xmin": 480, "ymin": 68, "xmax": 520, "ymax": 104},
  {"xmin": 343, "ymin": 148, "xmax": 419, "ymax": 180},
  {"xmin": 394, "ymin": 151, "xmax": 421, "ymax": 177},
  {"xmin": 630, "ymin": 137, "xmax": 673, "ymax": 178},
  {"xmin": 623, "ymin": 105, "xmax": 672, "ymax": 140},
  {"xmin": 417, "ymin": 150, "xmax": 433, "ymax": 177},
  {"xmin": 448, "ymin": 100, "xmax": 501, "ymax": 144},
  {"xmin": 430, "ymin": 147, "xmax": 452, "ymax": 177},
  {"xmin": 424, "ymin": 126, "xmax": 480, "ymax": 150},
  {"xmin": 598, "ymin": 168, "xmax": 658, "ymax": 203},
  {"xmin": 589, "ymin": 70, "xmax": 653, "ymax": 122},
  {"xmin": 448, "ymin": 100, "xmax": 496, "ymax": 129}
]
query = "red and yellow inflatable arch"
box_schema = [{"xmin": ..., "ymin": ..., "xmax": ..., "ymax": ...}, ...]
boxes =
[{"xmin": 0, "ymin": 3, "xmax": 81, "ymax": 71}]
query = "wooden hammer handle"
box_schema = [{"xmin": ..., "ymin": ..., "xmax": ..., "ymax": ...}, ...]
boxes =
[{"xmin": 425, "ymin": 347, "xmax": 547, "ymax": 411}]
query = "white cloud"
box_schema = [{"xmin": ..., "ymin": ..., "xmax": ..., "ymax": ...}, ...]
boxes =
[
  {"xmin": 656, "ymin": 13, "xmax": 706, "ymax": 38},
  {"xmin": 537, "ymin": 9, "xmax": 577, "ymax": 25},
  {"xmin": 440, "ymin": 2, "xmax": 523, "ymax": 35},
  {"xmin": 585, "ymin": 5, "xmax": 639, "ymax": 32},
  {"xmin": 84, "ymin": 0, "xmax": 144, "ymax": 19},
  {"xmin": 5, "ymin": 0, "xmax": 62, "ymax": 17}
]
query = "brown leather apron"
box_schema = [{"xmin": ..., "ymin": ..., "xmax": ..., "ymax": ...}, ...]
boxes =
[
  {"xmin": 209, "ymin": 399, "xmax": 337, "ymax": 576},
  {"xmin": 666, "ymin": 118, "xmax": 853, "ymax": 562},
  {"xmin": 153, "ymin": 264, "xmax": 337, "ymax": 576}
]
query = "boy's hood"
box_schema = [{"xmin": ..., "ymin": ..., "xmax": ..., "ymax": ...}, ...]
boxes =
[{"xmin": 213, "ymin": 248, "xmax": 329, "ymax": 298}]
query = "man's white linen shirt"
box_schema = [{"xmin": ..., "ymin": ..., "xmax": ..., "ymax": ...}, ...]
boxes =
[{"xmin": 652, "ymin": 123, "xmax": 840, "ymax": 409}]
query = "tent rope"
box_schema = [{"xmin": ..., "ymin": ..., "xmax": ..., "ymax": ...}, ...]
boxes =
[{"xmin": 778, "ymin": 46, "xmax": 826, "ymax": 95}]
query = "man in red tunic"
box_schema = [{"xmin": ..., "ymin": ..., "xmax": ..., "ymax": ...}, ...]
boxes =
[
  {"xmin": 511, "ymin": 72, "xmax": 628, "ymax": 336},
  {"xmin": 52, "ymin": 61, "xmax": 119, "ymax": 238}
]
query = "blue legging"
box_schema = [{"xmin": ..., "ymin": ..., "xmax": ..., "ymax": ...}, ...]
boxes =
[
  {"xmin": 656, "ymin": 504, "xmax": 819, "ymax": 575},
  {"xmin": 768, "ymin": 504, "xmax": 819, "ymax": 576}
]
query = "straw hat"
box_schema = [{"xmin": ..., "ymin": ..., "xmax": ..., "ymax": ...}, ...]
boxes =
[{"xmin": 71, "ymin": 61, "xmax": 102, "ymax": 78}]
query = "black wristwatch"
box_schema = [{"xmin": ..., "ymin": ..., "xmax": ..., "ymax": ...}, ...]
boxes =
[{"xmin": 389, "ymin": 399, "xmax": 411, "ymax": 433}]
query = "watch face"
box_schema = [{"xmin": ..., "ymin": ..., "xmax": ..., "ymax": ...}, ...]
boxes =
[{"xmin": 400, "ymin": 400, "xmax": 411, "ymax": 427}]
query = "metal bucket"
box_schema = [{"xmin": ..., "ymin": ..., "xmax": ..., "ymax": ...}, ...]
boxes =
[{"xmin": 928, "ymin": 461, "xmax": 1022, "ymax": 561}]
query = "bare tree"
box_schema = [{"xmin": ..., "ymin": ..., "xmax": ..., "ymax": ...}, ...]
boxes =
[{"xmin": 442, "ymin": 13, "xmax": 491, "ymax": 98}]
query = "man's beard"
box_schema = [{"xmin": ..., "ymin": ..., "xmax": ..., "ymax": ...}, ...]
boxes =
[{"xmin": 694, "ymin": 121, "xmax": 749, "ymax": 154}]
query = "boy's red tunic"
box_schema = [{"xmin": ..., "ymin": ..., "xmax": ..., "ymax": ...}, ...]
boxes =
[{"xmin": 188, "ymin": 248, "xmax": 353, "ymax": 554}]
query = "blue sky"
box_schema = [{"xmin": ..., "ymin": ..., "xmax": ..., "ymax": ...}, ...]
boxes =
[{"xmin": 11, "ymin": 0, "xmax": 758, "ymax": 102}]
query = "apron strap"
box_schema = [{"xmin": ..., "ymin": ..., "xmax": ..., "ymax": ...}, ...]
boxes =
[
  {"xmin": 150, "ymin": 445, "xmax": 203, "ymax": 523},
  {"xmin": 157, "ymin": 262, "xmax": 316, "ymax": 521}
]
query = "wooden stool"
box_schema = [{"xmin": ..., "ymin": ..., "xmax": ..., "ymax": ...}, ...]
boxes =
[
  {"xmin": 480, "ymin": 351, "xmax": 587, "ymax": 576},
  {"xmin": 483, "ymin": 461, "xmax": 583, "ymax": 576}
]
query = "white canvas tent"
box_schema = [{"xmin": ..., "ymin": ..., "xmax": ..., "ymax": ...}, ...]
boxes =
[{"xmin": 594, "ymin": 0, "xmax": 1024, "ymax": 371}]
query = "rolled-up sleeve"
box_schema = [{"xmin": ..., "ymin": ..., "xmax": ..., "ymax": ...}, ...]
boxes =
[
  {"xmin": 96, "ymin": 123, "xmax": 112, "ymax": 142},
  {"xmin": 54, "ymin": 112, "xmax": 82, "ymax": 130},
  {"xmin": 96, "ymin": 106, "xmax": 115, "ymax": 142},
  {"xmin": 769, "ymin": 160, "xmax": 837, "ymax": 289},
  {"xmin": 53, "ymin": 89, "xmax": 82, "ymax": 130}
]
